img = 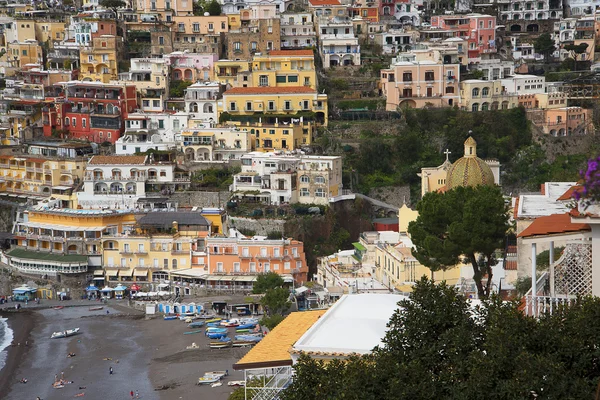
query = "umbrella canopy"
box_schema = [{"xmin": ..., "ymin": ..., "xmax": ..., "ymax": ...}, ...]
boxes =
[
  {"xmin": 101, "ymin": 287, "xmax": 113, "ymax": 292},
  {"xmin": 86, "ymin": 285, "xmax": 99, "ymax": 291},
  {"xmin": 134, "ymin": 292, "xmax": 147, "ymax": 297},
  {"xmin": 130, "ymin": 284, "xmax": 141, "ymax": 291},
  {"xmin": 157, "ymin": 291, "xmax": 170, "ymax": 296},
  {"xmin": 147, "ymin": 292, "xmax": 158, "ymax": 297},
  {"xmin": 113, "ymin": 285, "xmax": 128, "ymax": 291}
]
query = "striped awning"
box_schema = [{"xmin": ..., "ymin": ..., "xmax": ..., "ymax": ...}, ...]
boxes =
[
  {"xmin": 106, "ymin": 270, "xmax": 119, "ymax": 276},
  {"xmin": 133, "ymin": 269, "xmax": 148, "ymax": 277},
  {"xmin": 118, "ymin": 269, "xmax": 133, "ymax": 277}
]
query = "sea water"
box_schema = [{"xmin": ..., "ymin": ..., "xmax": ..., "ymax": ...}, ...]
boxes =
[{"xmin": 0, "ymin": 317, "xmax": 13, "ymax": 371}]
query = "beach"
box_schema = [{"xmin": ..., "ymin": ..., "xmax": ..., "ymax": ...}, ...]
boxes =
[{"xmin": 1, "ymin": 301, "xmax": 251, "ymax": 400}]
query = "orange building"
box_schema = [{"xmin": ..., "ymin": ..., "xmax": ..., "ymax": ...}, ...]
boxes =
[{"xmin": 203, "ymin": 237, "xmax": 309, "ymax": 284}]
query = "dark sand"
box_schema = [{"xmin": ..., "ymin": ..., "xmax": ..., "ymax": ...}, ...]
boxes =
[
  {"xmin": 3, "ymin": 303, "xmax": 251, "ymax": 400},
  {"xmin": 0, "ymin": 310, "xmax": 36, "ymax": 399}
]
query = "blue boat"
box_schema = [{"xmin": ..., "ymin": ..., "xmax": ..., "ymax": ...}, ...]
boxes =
[
  {"xmin": 235, "ymin": 334, "xmax": 263, "ymax": 342},
  {"xmin": 188, "ymin": 321, "xmax": 205, "ymax": 328},
  {"xmin": 237, "ymin": 323, "xmax": 256, "ymax": 330},
  {"xmin": 206, "ymin": 327, "xmax": 228, "ymax": 334},
  {"xmin": 164, "ymin": 316, "xmax": 178, "ymax": 320},
  {"xmin": 206, "ymin": 322, "xmax": 221, "ymax": 327},
  {"xmin": 207, "ymin": 332, "xmax": 228, "ymax": 339}
]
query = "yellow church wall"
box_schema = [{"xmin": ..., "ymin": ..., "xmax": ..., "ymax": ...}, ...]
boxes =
[{"xmin": 398, "ymin": 204, "xmax": 419, "ymax": 234}]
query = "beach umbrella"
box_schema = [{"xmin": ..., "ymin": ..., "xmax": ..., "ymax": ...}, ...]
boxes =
[
  {"xmin": 147, "ymin": 292, "xmax": 158, "ymax": 297},
  {"xmin": 135, "ymin": 292, "xmax": 147, "ymax": 297},
  {"xmin": 130, "ymin": 284, "xmax": 141, "ymax": 291},
  {"xmin": 86, "ymin": 285, "xmax": 99, "ymax": 291},
  {"xmin": 101, "ymin": 287, "xmax": 113, "ymax": 292}
]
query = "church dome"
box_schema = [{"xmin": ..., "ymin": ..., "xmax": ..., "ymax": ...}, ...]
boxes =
[{"xmin": 446, "ymin": 136, "xmax": 495, "ymax": 189}]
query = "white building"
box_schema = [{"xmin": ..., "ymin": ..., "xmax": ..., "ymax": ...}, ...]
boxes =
[
  {"xmin": 114, "ymin": 58, "xmax": 170, "ymax": 112},
  {"xmin": 501, "ymin": 74, "xmax": 546, "ymax": 95},
  {"xmin": 566, "ymin": 0, "xmax": 600, "ymax": 16},
  {"xmin": 472, "ymin": 59, "xmax": 515, "ymax": 80},
  {"xmin": 78, "ymin": 155, "xmax": 190, "ymax": 209},
  {"xmin": 115, "ymin": 111, "xmax": 187, "ymax": 155},
  {"xmin": 317, "ymin": 17, "xmax": 361, "ymax": 68},
  {"xmin": 496, "ymin": 0, "xmax": 562, "ymax": 21},
  {"xmin": 220, "ymin": 0, "xmax": 284, "ymax": 14},
  {"xmin": 180, "ymin": 125, "xmax": 252, "ymax": 162},
  {"xmin": 280, "ymin": 12, "xmax": 316, "ymax": 49},
  {"xmin": 232, "ymin": 152, "xmax": 343, "ymax": 205},
  {"xmin": 184, "ymin": 81, "xmax": 220, "ymax": 125},
  {"xmin": 376, "ymin": 29, "xmax": 417, "ymax": 54}
]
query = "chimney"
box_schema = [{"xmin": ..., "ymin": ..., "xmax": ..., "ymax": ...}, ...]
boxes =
[{"xmin": 172, "ymin": 221, "xmax": 179, "ymax": 233}]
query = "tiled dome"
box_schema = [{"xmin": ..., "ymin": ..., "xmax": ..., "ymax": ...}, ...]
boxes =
[{"xmin": 446, "ymin": 136, "xmax": 495, "ymax": 189}]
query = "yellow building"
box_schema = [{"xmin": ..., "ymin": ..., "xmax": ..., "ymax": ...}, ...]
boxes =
[
  {"xmin": 35, "ymin": 21, "xmax": 67, "ymax": 47},
  {"xmin": 398, "ymin": 203, "xmax": 418, "ymax": 233},
  {"xmin": 246, "ymin": 121, "xmax": 308, "ymax": 151},
  {"xmin": 214, "ymin": 59, "xmax": 252, "ymax": 88},
  {"xmin": 102, "ymin": 211, "xmax": 212, "ymax": 286},
  {"xmin": 251, "ymin": 50, "xmax": 317, "ymax": 90},
  {"xmin": 459, "ymin": 79, "xmax": 519, "ymax": 112},
  {"xmin": 220, "ymin": 86, "xmax": 328, "ymax": 137},
  {"xmin": 9, "ymin": 209, "xmax": 136, "ymax": 278},
  {"xmin": 418, "ymin": 152, "xmax": 452, "ymax": 197},
  {"xmin": 375, "ymin": 242, "xmax": 461, "ymax": 292},
  {"xmin": 6, "ymin": 40, "xmax": 43, "ymax": 68},
  {"xmin": 80, "ymin": 35, "xmax": 120, "ymax": 83},
  {"xmin": 0, "ymin": 155, "xmax": 87, "ymax": 203}
]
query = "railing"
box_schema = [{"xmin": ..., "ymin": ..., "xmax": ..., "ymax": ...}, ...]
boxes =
[{"xmin": 524, "ymin": 295, "xmax": 576, "ymax": 317}]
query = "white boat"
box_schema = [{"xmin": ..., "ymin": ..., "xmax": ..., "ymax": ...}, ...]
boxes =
[
  {"xmin": 228, "ymin": 381, "xmax": 246, "ymax": 387},
  {"xmin": 204, "ymin": 370, "xmax": 228, "ymax": 379},
  {"xmin": 51, "ymin": 328, "xmax": 80, "ymax": 339},
  {"xmin": 211, "ymin": 382, "xmax": 223, "ymax": 388},
  {"xmin": 198, "ymin": 376, "xmax": 220, "ymax": 385}
]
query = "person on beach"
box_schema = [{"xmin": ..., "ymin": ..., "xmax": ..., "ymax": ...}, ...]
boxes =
[
  {"xmin": 130, "ymin": 390, "xmax": 134, "ymax": 399},
  {"xmin": 109, "ymin": 367, "xmax": 113, "ymax": 375},
  {"xmin": 135, "ymin": 390, "xmax": 139, "ymax": 398}
]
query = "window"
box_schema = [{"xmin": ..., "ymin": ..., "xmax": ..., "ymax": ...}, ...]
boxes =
[
  {"xmin": 446, "ymin": 86, "xmax": 455, "ymax": 94},
  {"xmin": 315, "ymin": 188, "xmax": 326, "ymax": 197},
  {"xmin": 300, "ymin": 187, "xmax": 310, "ymax": 196},
  {"xmin": 246, "ymin": 101, "xmax": 252, "ymax": 111},
  {"xmin": 267, "ymin": 100, "xmax": 275, "ymax": 111},
  {"xmin": 230, "ymin": 102, "xmax": 236, "ymax": 111},
  {"xmin": 274, "ymin": 248, "xmax": 280, "ymax": 257},
  {"xmin": 296, "ymin": 261, "xmax": 302, "ymax": 270},
  {"xmin": 276, "ymin": 75, "xmax": 286, "ymax": 83},
  {"xmin": 288, "ymin": 76, "xmax": 298, "ymax": 83},
  {"xmin": 72, "ymin": 118, "xmax": 77, "ymax": 128},
  {"xmin": 482, "ymin": 87, "xmax": 489, "ymax": 96},
  {"xmin": 233, "ymin": 262, "xmax": 240, "ymax": 272},
  {"xmin": 143, "ymin": 100, "xmax": 150, "ymax": 107},
  {"xmin": 425, "ymin": 71, "xmax": 435, "ymax": 81},
  {"xmin": 402, "ymin": 72, "xmax": 412, "ymax": 82},
  {"xmin": 193, "ymin": 23, "xmax": 200, "ymax": 32},
  {"xmin": 292, "ymin": 247, "xmax": 298, "ymax": 257},
  {"xmin": 216, "ymin": 262, "xmax": 223, "ymax": 272},
  {"xmin": 172, "ymin": 259, "xmax": 177, "ymax": 269},
  {"xmin": 158, "ymin": 120, "xmax": 164, "ymax": 129},
  {"xmin": 251, "ymin": 42, "xmax": 257, "ymax": 51},
  {"xmin": 284, "ymin": 101, "xmax": 291, "ymax": 110},
  {"xmin": 22, "ymin": 49, "xmax": 27, "ymax": 56},
  {"xmin": 315, "ymin": 176, "xmax": 325, "ymax": 184},
  {"xmin": 472, "ymin": 88, "xmax": 480, "ymax": 97},
  {"xmin": 164, "ymin": 259, "xmax": 168, "ymax": 269},
  {"xmin": 208, "ymin": 23, "xmax": 214, "ymax": 31},
  {"xmin": 481, "ymin": 102, "xmax": 489, "ymax": 111},
  {"xmin": 159, "ymin": 36, "xmax": 164, "ymax": 45},
  {"xmin": 88, "ymin": 55, "xmax": 94, "ymax": 62},
  {"xmin": 124, "ymin": 243, "xmax": 130, "ymax": 252},
  {"xmin": 284, "ymin": 262, "xmax": 290, "ymax": 270},
  {"xmin": 472, "ymin": 103, "xmax": 479, "ymax": 112},
  {"xmin": 82, "ymin": 119, "xmax": 86, "ymax": 128},
  {"xmin": 64, "ymin": 117, "xmax": 70, "ymax": 126},
  {"xmin": 250, "ymin": 262, "xmax": 256, "ymax": 272},
  {"xmin": 259, "ymin": 75, "xmax": 268, "ymax": 86},
  {"xmin": 260, "ymin": 247, "xmax": 267, "ymax": 257},
  {"xmin": 234, "ymin": 42, "xmax": 241, "ymax": 52},
  {"xmin": 264, "ymin": 262, "xmax": 270, "ymax": 272}
]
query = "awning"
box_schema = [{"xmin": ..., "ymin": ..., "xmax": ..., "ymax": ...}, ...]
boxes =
[
  {"xmin": 106, "ymin": 270, "xmax": 119, "ymax": 276},
  {"xmin": 93, "ymin": 277, "xmax": 105, "ymax": 281},
  {"xmin": 52, "ymin": 185, "xmax": 72, "ymax": 190},
  {"xmin": 94, "ymin": 269, "xmax": 104, "ymax": 276},
  {"xmin": 119, "ymin": 269, "xmax": 133, "ymax": 277},
  {"xmin": 133, "ymin": 269, "xmax": 147, "ymax": 277},
  {"xmin": 19, "ymin": 222, "xmax": 107, "ymax": 231},
  {"xmin": 170, "ymin": 268, "xmax": 208, "ymax": 279},
  {"xmin": 232, "ymin": 275, "xmax": 258, "ymax": 282}
]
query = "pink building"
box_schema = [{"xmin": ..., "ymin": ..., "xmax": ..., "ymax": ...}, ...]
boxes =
[
  {"xmin": 430, "ymin": 13, "xmax": 496, "ymax": 61},
  {"xmin": 164, "ymin": 52, "xmax": 219, "ymax": 82}
]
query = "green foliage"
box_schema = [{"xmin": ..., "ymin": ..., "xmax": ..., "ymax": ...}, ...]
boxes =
[
  {"xmin": 534, "ymin": 33, "xmax": 556, "ymax": 62},
  {"xmin": 536, "ymin": 246, "xmax": 565, "ymax": 271},
  {"xmin": 169, "ymin": 80, "xmax": 193, "ymax": 98},
  {"xmin": 470, "ymin": 69, "xmax": 485, "ymax": 79},
  {"xmin": 266, "ymin": 231, "xmax": 283, "ymax": 240},
  {"xmin": 237, "ymin": 228, "xmax": 256, "ymax": 237},
  {"xmin": 191, "ymin": 166, "xmax": 239, "ymax": 189},
  {"xmin": 205, "ymin": 0, "xmax": 221, "ymax": 15},
  {"xmin": 514, "ymin": 276, "xmax": 533, "ymax": 297},
  {"xmin": 335, "ymin": 99, "xmax": 385, "ymax": 111},
  {"xmin": 408, "ymin": 185, "xmax": 510, "ymax": 298},
  {"xmin": 99, "ymin": 0, "xmax": 126, "ymax": 9},
  {"xmin": 229, "ymin": 378, "xmax": 265, "ymax": 400},
  {"xmin": 261, "ymin": 287, "xmax": 291, "ymax": 316},
  {"xmin": 253, "ymin": 272, "xmax": 285, "ymax": 294},
  {"xmin": 193, "ymin": 0, "xmax": 204, "ymax": 15},
  {"xmin": 260, "ymin": 313, "xmax": 286, "ymax": 330},
  {"xmin": 284, "ymin": 278, "xmax": 600, "ymax": 400}
]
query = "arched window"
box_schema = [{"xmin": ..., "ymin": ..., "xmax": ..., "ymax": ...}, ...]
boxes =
[
  {"xmin": 482, "ymin": 87, "xmax": 490, "ymax": 97},
  {"xmin": 64, "ymin": 117, "xmax": 70, "ymax": 126},
  {"xmin": 315, "ymin": 176, "xmax": 325, "ymax": 184},
  {"xmin": 472, "ymin": 88, "xmax": 480, "ymax": 97},
  {"xmin": 472, "ymin": 103, "xmax": 479, "ymax": 112},
  {"xmin": 481, "ymin": 102, "xmax": 489, "ymax": 111},
  {"xmin": 300, "ymin": 175, "xmax": 310, "ymax": 183}
]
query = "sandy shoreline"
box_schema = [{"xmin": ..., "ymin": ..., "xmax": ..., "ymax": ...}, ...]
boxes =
[
  {"xmin": 0, "ymin": 310, "xmax": 36, "ymax": 398},
  {"xmin": 3, "ymin": 301, "xmax": 251, "ymax": 400}
]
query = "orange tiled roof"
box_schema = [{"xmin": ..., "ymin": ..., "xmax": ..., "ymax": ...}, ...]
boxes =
[
  {"xmin": 224, "ymin": 86, "xmax": 317, "ymax": 95},
  {"xmin": 309, "ymin": 0, "xmax": 342, "ymax": 5},
  {"xmin": 233, "ymin": 310, "xmax": 326, "ymax": 370},
  {"xmin": 557, "ymin": 185, "xmax": 583, "ymax": 201},
  {"xmin": 517, "ymin": 213, "xmax": 590, "ymax": 238},
  {"xmin": 268, "ymin": 50, "xmax": 314, "ymax": 57},
  {"xmin": 88, "ymin": 155, "xmax": 147, "ymax": 165}
]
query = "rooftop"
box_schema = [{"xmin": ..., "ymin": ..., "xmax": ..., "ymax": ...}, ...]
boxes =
[
  {"xmin": 137, "ymin": 212, "xmax": 211, "ymax": 227},
  {"xmin": 233, "ymin": 310, "xmax": 326, "ymax": 370},
  {"xmin": 7, "ymin": 248, "xmax": 87, "ymax": 263},
  {"xmin": 517, "ymin": 213, "xmax": 590, "ymax": 238},
  {"xmin": 292, "ymin": 294, "xmax": 405, "ymax": 355},
  {"xmin": 308, "ymin": 0, "xmax": 342, "ymax": 5},
  {"xmin": 557, "ymin": 185, "xmax": 583, "ymax": 201},
  {"xmin": 88, "ymin": 155, "xmax": 147, "ymax": 165},
  {"xmin": 224, "ymin": 86, "xmax": 317, "ymax": 95},
  {"xmin": 517, "ymin": 182, "xmax": 576, "ymax": 219}
]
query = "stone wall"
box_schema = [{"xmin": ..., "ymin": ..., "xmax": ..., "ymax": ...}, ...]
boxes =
[
  {"xmin": 169, "ymin": 190, "xmax": 230, "ymax": 208},
  {"xmin": 227, "ymin": 216, "xmax": 286, "ymax": 236}
]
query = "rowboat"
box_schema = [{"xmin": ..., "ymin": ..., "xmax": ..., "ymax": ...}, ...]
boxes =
[
  {"xmin": 206, "ymin": 318, "xmax": 222, "ymax": 323},
  {"xmin": 51, "ymin": 328, "xmax": 80, "ymax": 339},
  {"xmin": 228, "ymin": 381, "xmax": 245, "ymax": 387},
  {"xmin": 197, "ymin": 314, "xmax": 217, "ymax": 320},
  {"xmin": 234, "ymin": 334, "xmax": 263, "ymax": 342},
  {"xmin": 89, "ymin": 306, "xmax": 104, "ymax": 311},
  {"xmin": 207, "ymin": 331, "xmax": 228, "ymax": 339},
  {"xmin": 233, "ymin": 340, "xmax": 256, "ymax": 347},
  {"xmin": 237, "ymin": 323, "xmax": 256, "ymax": 330},
  {"xmin": 204, "ymin": 370, "xmax": 228, "ymax": 379},
  {"xmin": 183, "ymin": 329, "xmax": 203, "ymax": 335},
  {"xmin": 164, "ymin": 316, "xmax": 178, "ymax": 320},
  {"xmin": 197, "ymin": 376, "xmax": 220, "ymax": 385},
  {"xmin": 209, "ymin": 337, "xmax": 232, "ymax": 348},
  {"xmin": 188, "ymin": 321, "xmax": 205, "ymax": 328},
  {"xmin": 235, "ymin": 329, "xmax": 251, "ymax": 333},
  {"xmin": 211, "ymin": 382, "xmax": 222, "ymax": 387},
  {"xmin": 220, "ymin": 319, "xmax": 240, "ymax": 327},
  {"xmin": 205, "ymin": 327, "xmax": 227, "ymax": 333},
  {"xmin": 206, "ymin": 322, "xmax": 221, "ymax": 327}
]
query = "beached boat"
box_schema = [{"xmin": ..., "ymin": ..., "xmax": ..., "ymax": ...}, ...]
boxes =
[
  {"xmin": 89, "ymin": 306, "xmax": 104, "ymax": 311},
  {"xmin": 197, "ymin": 314, "xmax": 217, "ymax": 320},
  {"xmin": 228, "ymin": 381, "xmax": 245, "ymax": 387},
  {"xmin": 206, "ymin": 322, "xmax": 221, "ymax": 328},
  {"xmin": 163, "ymin": 316, "xmax": 178, "ymax": 320},
  {"xmin": 207, "ymin": 331, "xmax": 228, "ymax": 339},
  {"xmin": 205, "ymin": 318, "xmax": 222, "ymax": 323},
  {"xmin": 197, "ymin": 376, "xmax": 220, "ymax": 385},
  {"xmin": 206, "ymin": 327, "xmax": 227, "ymax": 333},
  {"xmin": 236, "ymin": 323, "xmax": 256, "ymax": 330},
  {"xmin": 220, "ymin": 318, "xmax": 240, "ymax": 327},
  {"xmin": 51, "ymin": 328, "xmax": 80, "ymax": 339},
  {"xmin": 54, "ymin": 306, "xmax": 64, "ymax": 310},
  {"xmin": 204, "ymin": 370, "xmax": 228, "ymax": 379},
  {"xmin": 234, "ymin": 334, "xmax": 263, "ymax": 342},
  {"xmin": 209, "ymin": 341, "xmax": 232, "ymax": 349},
  {"xmin": 188, "ymin": 321, "xmax": 205, "ymax": 328},
  {"xmin": 183, "ymin": 329, "xmax": 203, "ymax": 335},
  {"xmin": 211, "ymin": 382, "xmax": 222, "ymax": 388},
  {"xmin": 233, "ymin": 340, "xmax": 256, "ymax": 347}
]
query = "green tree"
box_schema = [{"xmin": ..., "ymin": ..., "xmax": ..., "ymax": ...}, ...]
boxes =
[
  {"xmin": 205, "ymin": 0, "xmax": 221, "ymax": 15},
  {"xmin": 534, "ymin": 33, "xmax": 556, "ymax": 62},
  {"xmin": 536, "ymin": 246, "xmax": 565, "ymax": 270},
  {"xmin": 564, "ymin": 43, "xmax": 589, "ymax": 70},
  {"xmin": 253, "ymin": 272, "xmax": 285, "ymax": 294},
  {"xmin": 192, "ymin": 0, "xmax": 204, "ymax": 15},
  {"xmin": 261, "ymin": 287, "xmax": 291, "ymax": 315},
  {"xmin": 408, "ymin": 185, "xmax": 510, "ymax": 298}
]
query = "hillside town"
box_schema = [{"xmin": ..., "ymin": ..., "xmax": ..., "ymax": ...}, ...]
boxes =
[{"xmin": 1, "ymin": 0, "xmax": 600, "ymax": 398}]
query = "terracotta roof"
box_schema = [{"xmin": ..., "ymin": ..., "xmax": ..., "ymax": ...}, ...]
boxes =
[
  {"xmin": 233, "ymin": 310, "xmax": 326, "ymax": 370},
  {"xmin": 268, "ymin": 50, "xmax": 314, "ymax": 57},
  {"xmin": 224, "ymin": 86, "xmax": 317, "ymax": 95},
  {"xmin": 504, "ymin": 260, "xmax": 517, "ymax": 270},
  {"xmin": 308, "ymin": 0, "xmax": 342, "ymax": 5},
  {"xmin": 517, "ymin": 213, "xmax": 590, "ymax": 238},
  {"xmin": 88, "ymin": 155, "xmax": 147, "ymax": 165},
  {"xmin": 557, "ymin": 185, "xmax": 583, "ymax": 201}
]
